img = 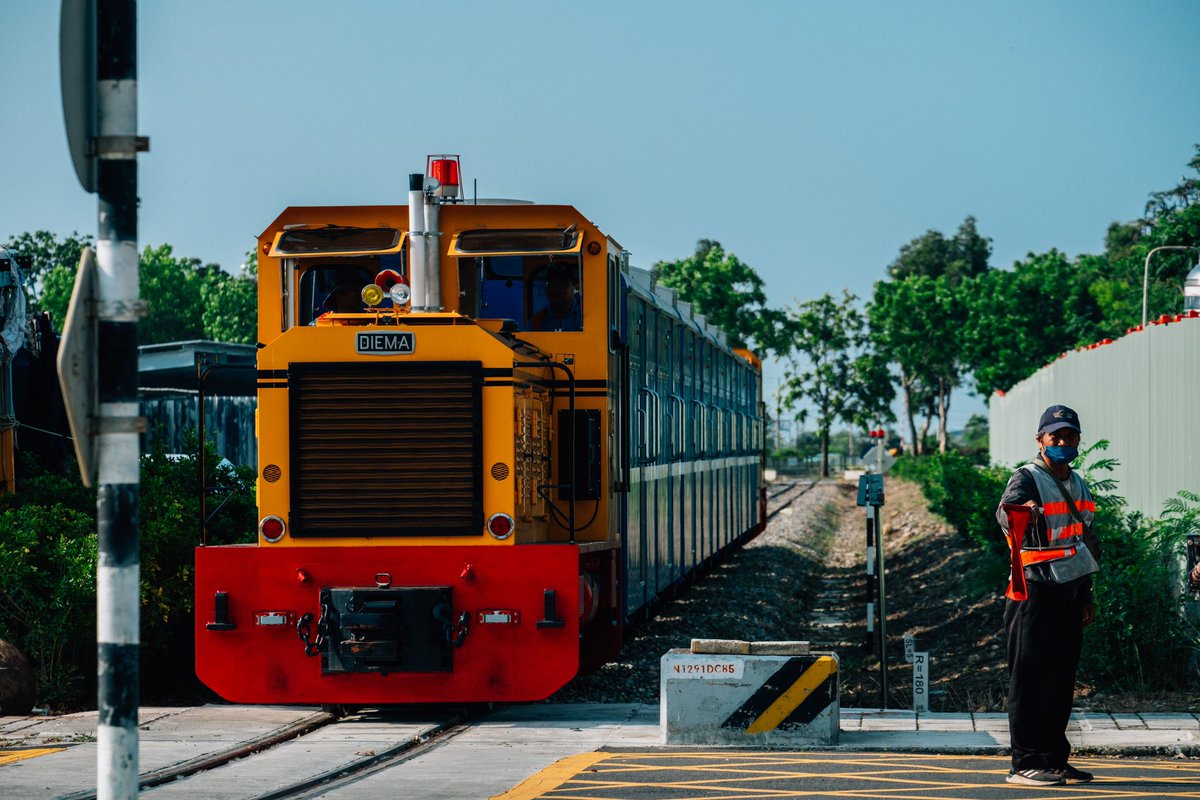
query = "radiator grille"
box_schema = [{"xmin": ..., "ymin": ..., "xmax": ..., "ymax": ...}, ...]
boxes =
[{"xmin": 289, "ymin": 362, "xmax": 483, "ymax": 537}]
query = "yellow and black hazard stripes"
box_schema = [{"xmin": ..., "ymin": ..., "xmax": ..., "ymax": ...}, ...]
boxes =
[
  {"xmin": 498, "ymin": 751, "xmax": 1200, "ymax": 800},
  {"xmin": 722, "ymin": 655, "xmax": 837, "ymax": 733}
]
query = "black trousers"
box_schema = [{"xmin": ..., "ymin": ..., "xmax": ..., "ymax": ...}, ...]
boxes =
[{"xmin": 1004, "ymin": 580, "xmax": 1085, "ymax": 771}]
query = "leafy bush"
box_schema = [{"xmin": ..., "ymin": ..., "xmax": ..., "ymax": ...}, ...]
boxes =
[
  {"xmin": 0, "ymin": 502, "xmax": 97, "ymax": 708},
  {"xmin": 891, "ymin": 452, "xmax": 1009, "ymax": 551},
  {"xmin": 0, "ymin": 435, "xmax": 255, "ymax": 709},
  {"xmin": 139, "ymin": 433, "xmax": 256, "ymax": 703},
  {"xmin": 1076, "ymin": 446, "xmax": 1199, "ymax": 692}
]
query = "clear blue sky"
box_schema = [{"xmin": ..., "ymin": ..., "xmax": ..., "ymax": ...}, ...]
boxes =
[{"xmin": 3, "ymin": 1, "xmax": 1199, "ymax": 433}]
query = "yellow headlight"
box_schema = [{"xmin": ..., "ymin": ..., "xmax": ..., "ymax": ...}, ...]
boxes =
[{"xmin": 361, "ymin": 284, "xmax": 384, "ymax": 307}]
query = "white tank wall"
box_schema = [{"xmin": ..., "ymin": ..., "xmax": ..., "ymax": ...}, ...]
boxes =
[{"xmin": 989, "ymin": 318, "xmax": 1200, "ymax": 520}]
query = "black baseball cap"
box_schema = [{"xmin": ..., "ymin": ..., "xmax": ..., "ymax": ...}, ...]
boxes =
[
  {"xmin": 1038, "ymin": 404, "xmax": 1081, "ymax": 434},
  {"xmin": 546, "ymin": 262, "xmax": 578, "ymax": 283}
]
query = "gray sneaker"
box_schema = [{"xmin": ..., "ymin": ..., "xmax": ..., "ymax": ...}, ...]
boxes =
[
  {"xmin": 1052, "ymin": 765, "xmax": 1094, "ymax": 784},
  {"xmin": 1007, "ymin": 768, "xmax": 1066, "ymax": 786}
]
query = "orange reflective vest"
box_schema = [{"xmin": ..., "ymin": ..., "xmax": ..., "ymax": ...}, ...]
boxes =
[{"xmin": 999, "ymin": 463, "xmax": 1096, "ymax": 600}]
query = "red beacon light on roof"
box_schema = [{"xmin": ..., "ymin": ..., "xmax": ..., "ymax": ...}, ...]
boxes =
[{"xmin": 426, "ymin": 154, "xmax": 462, "ymax": 200}]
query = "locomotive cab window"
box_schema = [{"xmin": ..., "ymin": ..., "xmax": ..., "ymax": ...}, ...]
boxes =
[
  {"xmin": 527, "ymin": 262, "xmax": 582, "ymax": 331},
  {"xmin": 450, "ymin": 228, "xmax": 585, "ymax": 333},
  {"xmin": 296, "ymin": 260, "xmax": 402, "ymax": 325},
  {"xmin": 270, "ymin": 227, "xmax": 408, "ymax": 328}
]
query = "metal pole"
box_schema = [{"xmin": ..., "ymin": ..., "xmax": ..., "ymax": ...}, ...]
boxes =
[
  {"xmin": 1143, "ymin": 246, "xmax": 1199, "ymax": 328},
  {"xmin": 864, "ymin": 504, "xmax": 875, "ymax": 649},
  {"xmin": 95, "ymin": 1, "xmax": 141, "ymax": 796},
  {"xmin": 875, "ymin": 503, "xmax": 888, "ymax": 709}
]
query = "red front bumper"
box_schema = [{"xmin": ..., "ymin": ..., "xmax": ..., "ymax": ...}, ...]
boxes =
[{"xmin": 195, "ymin": 544, "xmax": 580, "ymax": 704}]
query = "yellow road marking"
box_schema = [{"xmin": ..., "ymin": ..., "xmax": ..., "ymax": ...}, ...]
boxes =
[
  {"xmin": 0, "ymin": 747, "xmax": 66, "ymax": 766},
  {"xmin": 491, "ymin": 752, "xmax": 612, "ymax": 800},
  {"xmin": 522, "ymin": 753, "xmax": 1200, "ymax": 800},
  {"xmin": 745, "ymin": 658, "xmax": 837, "ymax": 734}
]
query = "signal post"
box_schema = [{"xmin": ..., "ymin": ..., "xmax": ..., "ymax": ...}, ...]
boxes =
[{"xmin": 59, "ymin": 0, "xmax": 148, "ymax": 796}]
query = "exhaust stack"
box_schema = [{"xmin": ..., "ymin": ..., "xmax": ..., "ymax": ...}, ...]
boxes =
[
  {"xmin": 407, "ymin": 173, "xmax": 427, "ymax": 311},
  {"xmin": 424, "ymin": 198, "xmax": 442, "ymax": 311}
]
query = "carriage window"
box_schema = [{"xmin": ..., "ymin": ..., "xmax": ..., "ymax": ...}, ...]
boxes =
[{"xmin": 459, "ymin": 255, "xmax": 582, "ymax": 332}]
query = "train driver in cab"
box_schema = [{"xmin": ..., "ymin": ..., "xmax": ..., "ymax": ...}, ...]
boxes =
[{"xmin": 531, "ymin": 262, "xmax": 582, "ymax": 331}]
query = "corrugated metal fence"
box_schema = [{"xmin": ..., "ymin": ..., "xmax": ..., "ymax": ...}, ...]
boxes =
[
  {"xmin": 142, "ymin": 395, "xmax": 257, "ymax": 469},
  {"xmin": 989, "ymin": 317, "xmax": 1200, "ymax": 520}
]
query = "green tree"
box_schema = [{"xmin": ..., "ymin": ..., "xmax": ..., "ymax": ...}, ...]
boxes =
[
  {"xmin": 958, "ymin": 249, "xmax": 1105, "ymax": 398},
  {"xmin": 959, "ymin": 146, "xmax": 1200, "ymax": 397},
  {"xmin": 6, "ymin": 232, "xmax": 259, "ymax": 345},
  {"xmin": 873, "ymin": 217, "xmax": 990, "ymax": 454},
  {"xmin": 1087, "ymin": 144, "xmax": 1200, "ymax": 334},
  {"xmin": 138, "ymin": 243, "xmax": 211, "ymax": 343},
  {"xmin": 200, "ymin": 251, "xmax": 258, "ymax": 344},
  {"xmin": 780, "ymin": 291, "xmax": 893, "ymax": 477},
  {"xmin": 868, "ymin": 275, "xmax": 964, "ymax": 455},
  {"xmin": 887, "ymin": 215, "xmax": 992, "ymax": 286},
  {"xmin": 2, "ymin": 230, "xmax": 92, "ymax": 320},
  {"xmin": 652, "ymin": 240, "xmax": 789, "ymax": 356}
]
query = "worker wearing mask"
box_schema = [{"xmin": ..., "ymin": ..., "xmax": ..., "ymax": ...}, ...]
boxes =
[{"xmin": 996, "ymin": 404, "xmax": 1100, "ymax": 787}]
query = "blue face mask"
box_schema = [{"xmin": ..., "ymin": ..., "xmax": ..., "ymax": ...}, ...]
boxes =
[{"xmin": 1044, "ymin": 445, "xmax": 1078, "ymax": 465}]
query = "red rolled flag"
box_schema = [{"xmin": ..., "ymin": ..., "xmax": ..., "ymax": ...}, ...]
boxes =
[{"xmin": 1002, "ymin": 503, "xmax": 1032, "ymax": 602}]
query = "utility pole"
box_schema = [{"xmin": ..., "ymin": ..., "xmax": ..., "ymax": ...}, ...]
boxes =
[{"xmin": 60, "ymin": 1, "xmax": 148, "ymax": 796}]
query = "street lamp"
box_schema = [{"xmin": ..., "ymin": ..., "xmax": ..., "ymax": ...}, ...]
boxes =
[{"xmin": 1143, "ymin": 246, "xmax": 1200, "ymax": 327}]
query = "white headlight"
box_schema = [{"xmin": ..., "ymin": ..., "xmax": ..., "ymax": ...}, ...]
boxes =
[{"xmin": 390, "ymin": 283, "xmax": 411, "ymax": 305}]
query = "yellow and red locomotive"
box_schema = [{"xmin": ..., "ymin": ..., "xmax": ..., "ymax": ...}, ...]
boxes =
[{"xmin": 195, "ymin": 157, "xmax": 765, "ymax": 703}]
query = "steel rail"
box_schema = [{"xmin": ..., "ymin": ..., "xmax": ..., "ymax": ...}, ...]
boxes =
[
  {"xmin": 55, "ymin": 711, "xmax": 336, "ymax": 800},
  {"xmin": 766, "ymin": 478, "xmax": 821, "ymax": 521},
  {"xmin": 248, "ymin": 711, "xmax": 472, "ymax": 800}
]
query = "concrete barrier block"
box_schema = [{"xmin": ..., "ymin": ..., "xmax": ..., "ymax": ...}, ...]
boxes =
[
  {"xmin": 661, "ymin": 649, "xmax": 839, "ymax": 746},
  {"xmin": 690, "ymin": 639, "xmax": 751, "ymax": 655},
  {"xmin": 749, "ymin": 641, "xmax": 810, "ymax": 656}
]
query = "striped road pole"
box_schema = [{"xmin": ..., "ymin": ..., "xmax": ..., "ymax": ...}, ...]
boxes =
[{"xmin": 96, "ymin": 1, "xmax": 141, "ymax": 796}]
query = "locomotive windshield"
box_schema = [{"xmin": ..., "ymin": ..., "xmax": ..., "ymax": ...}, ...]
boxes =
[
  {"xmin": 451, "ymin": 228, "xmax": 584, "ymax": 332},
  {"xmin": 296, "ymin": 258, "xmax": 403, "ymax": 324},
  {"xmin": 458, "ymin": 255, "xmax": 582, "ymax": 332}
]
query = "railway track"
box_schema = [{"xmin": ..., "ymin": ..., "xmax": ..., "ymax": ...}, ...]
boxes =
[
  {"xmin": 765, "ymin": 477, "xmax": 821, "ymax": 520},
  {"xmin": 248, "ymin": 711, "xmax": 470, "ymax": 800},
  {"xmin": 47, "ymin": 707, "xmax": 474, "ymax": 800}
]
